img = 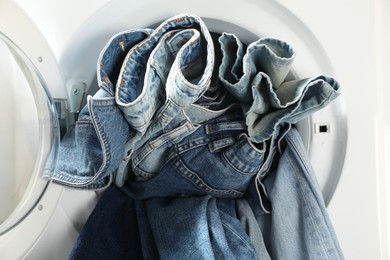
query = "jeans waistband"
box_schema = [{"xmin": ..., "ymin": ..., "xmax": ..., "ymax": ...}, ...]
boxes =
[{"xmin": 97, "ymin": 29, "xmax": 153, "ymax": 96}]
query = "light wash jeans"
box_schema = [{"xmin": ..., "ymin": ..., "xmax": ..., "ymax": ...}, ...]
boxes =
[
  {"xmin": 113, "ymin": 14, "xmax": 216, "ymax": 186},
  {"xmin": 247, "ymin": 126, "xmax": 344, "ymax": 259},
  {"xmin": 44, "ymin": 14, "xmax": 217, "ymax": 189},
  {"xmin": 123, "ymin": 112, "xmax": 265, "ymax": 199},
  {"xmin": 47, "ymin": 14, "xmax": 345, "ymax": 259},
  {"xmin": 43, "ymin": 29, "xmax": 151, "ymax": 189},
  {"xmin": 218, "ymin": 32, "xmax": 341, "ymax": 143},
  {"xmin": 137, "ymin": 196, "xmax": 259, "ymax": 259}
]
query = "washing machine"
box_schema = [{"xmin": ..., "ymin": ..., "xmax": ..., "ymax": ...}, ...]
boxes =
[{"xmin": 0, "ymin": 0, "xmax": 388, "ymax": 259}]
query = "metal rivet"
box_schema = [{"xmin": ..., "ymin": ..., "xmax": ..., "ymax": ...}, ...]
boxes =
[
  {"xmin": 38, "ymin": 205, "xmax": 43, "ymax": 211},
  {"xmin": 73, "ymin": 88, "xmax": 80, "ymax": 95},
  {"xmin": 37, "ymin": 56, "xmax": 43, "ymax": 63}
]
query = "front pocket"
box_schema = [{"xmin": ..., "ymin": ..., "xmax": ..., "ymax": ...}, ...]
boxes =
[
  {"xmin": 222, "ymin": 134, "xmax": 265, "ymax": 175},
  {"xmin": 171, "ymin": 136, "xmax": 265, "ymax": 195}
]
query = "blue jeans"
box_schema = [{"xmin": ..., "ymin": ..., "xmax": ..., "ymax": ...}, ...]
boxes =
[
  {"xmin": 68, "ymin": 186, "xmax": 142, "ymax": 260},
  {"xmin": 219, "ymin": 33, "xmax": 295, "ymax": 102},
  {"xmin": 43, "ymin": 14, "xmax": 217, "ymax": 189},
  {"xmin": 218, "ymin": 32, "xmax": 341, "ymax": 143},
  {"xmin": 50, "ymin": 14, "xmax": 344, "ymax": 259},
  {"xmin": 114, "ymin": 14, "xmax": 216, "ymax": 186},
  {"xmin": 138, "ymin": 196, "xmax": 259, "ymax": 259},
  {"xmin": 123, "ymin": 112, "xmax": 265, "ymax": 199},
  {"xmin": 43, "ymin": 29, "xmax": 151, "ymax": 189},
  {"xmin": 247, "ymin": 127, "xmax": 344, "ymax": 259}
]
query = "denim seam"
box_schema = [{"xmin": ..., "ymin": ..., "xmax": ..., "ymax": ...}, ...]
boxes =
[
  {"xmin": 285, "ymin": 88, "xmax": 333, "ymax": 121},
  {"xmin": 46, "ymin": 170, "xmax": 111, "ymax": 190},
  {"xmin": 287, "ymin": 130, "xmax": 341, "ymax": 259},
  {"xmin": 241, "ymin": 133, "xmax": 266, "ymax": 153},
  {"xmin": 149, "ymin": 121, "xmax": 194, "ymax": 149},
  {"xmin": 220, "ymin": 220, "xmax": 258, "ymax": 258},
  {"xmin": 75, "ymin": 120, "xmax": 91, "ymax": 125},
  {"xmin": 196, "ymin": 89, "xmax": 220, "ymax": 102},
  {"xmin": 131, "ymin": 167, "xmax": 156, "ymax": 180},
  {"xmin": 132, "ymin": 122, "xmax": 196, "ymax": 169},
  {"xmin": 149, "ymin": 62, "xmax": 167, "ymax": 84},
  {"xmin": 86, "ymin": 100, "xmax": 111, "ymax": 186},
  {"xmin": 175, "ymin": 137, "xmax": 211, "ymax": 153},
  {"xmin": 221, "ymin": 150, "xmax": 260, "ymax": 176},
  {"xmin": 286, "ymin": 152, "xmax": 332, "ymax": 259},
  {"xmin": 205, "ymin": 121, "xmax": 246, "ymax": 135},
  {"xmin": 171, "ymin": 156, "xmax": 244, "ymax": 197}
]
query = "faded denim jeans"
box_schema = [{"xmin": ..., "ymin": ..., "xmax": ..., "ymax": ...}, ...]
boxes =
[{"xmin": 247, "ymin": 126, "xmax": 344, "ymax": 259}]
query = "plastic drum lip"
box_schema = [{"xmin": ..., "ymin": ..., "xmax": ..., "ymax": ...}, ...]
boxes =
[
  {"xmin": 0, "ymin": 1, "xmax": 62, "ymax": 258},
  {"xmin": 0, "ymin": 32, "xmax": 59, "ymax": 234}
]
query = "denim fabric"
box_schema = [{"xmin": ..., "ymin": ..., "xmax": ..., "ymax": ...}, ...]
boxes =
[
  {"xmin": 44, "ymin": 14, "xmax": 344, "ymax": 260},
  {"xmin": 129, "ymin": 70, "xmax": 240, "ymax": 181},
  {"xmin": 245, "ymin": 74, "xmax": 341, "ymax": 143},
  {"xmin": 248, "ymin": 127, "xmax": 344, "ymax": 259},
  {"xmin": 136, "ymin": 196, "xmax": 259, "ymax": 260},
  {"xmin": 114, "ymin": 14, "xmax": 216, "ymax": 186},
  {"xmin": 123, "ymin": 112, "xmax": 265, "ymax": 199},
  {"xmin": 68, "ymin": 186, "xmax": 142, "ymax": 260},
  {"xmin": 236, "ymin": 198, "xmax": 271, "ymax": 260},
  {"xmin": 43, "ymin": 30, "xmax": 151, "ymax": 189},
  {"xmin": 218, "ymin": 33, "xmax": 340, "ymax": 143},
  {"xmin": 219, "ymin": 33, "xmax": 295, "ymax": 103}
]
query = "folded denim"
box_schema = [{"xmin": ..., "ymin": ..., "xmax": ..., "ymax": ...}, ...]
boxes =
[
  {"xmin": 218, "ymin": 33, "xmax": 340, "ymax": 143},
  {"xmin": 137, "ymin": 196, "xmax": 259, "ymax": 259},
  {"xmin": 68, "ymin": 186, "xmax": 142, "ymax": 260},
  {"xmin": 236, "ymin": 198, "xmax": 271, "ymax": 260},
  {"xmin": 44, "ymin": 14, "xmax": 340, "ymax": 201},
  {"xmin": 44, "ymin": 14, "xmax": 217, "ymax": 188},
  {"xmin": 43, "ymin": 29, "xmax": 152, "ymax": 189},
  {"xmin": 245, "ymin": 74, "xmax": 341, "ymax": 143},
  {"xmin": 219, "ymin": 33, "xmax": 295, "ymax": 103},
  {"xmin": 122, "ymin": 112, "xmax": 265, "ymax": 199},
  {"xmin": 46, "ymin": 14, "xmax": 345, "ymax": 260},
  {"xmin": 114, "ymin": 14, "xmax": 216, "ymax": 186},
  {"xmin": 247, "ymin": 127, "xmax": 344, "ymax": 259}
]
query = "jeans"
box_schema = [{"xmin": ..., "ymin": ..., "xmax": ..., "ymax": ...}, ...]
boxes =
[
  {"xmin": 123, "ymin": 112, "xmax": 265, "ymax": 199},
  {"xmin": 68, "ymin": 186, "xmax": 142, "ymax": 260},
  {"xmin": 138, "ymin": 196, "xmax": 259, "ymax": 260},
  {"xmin": 44, "ymin": 14, "xmax": 344, "ymax": 259},
  {"xmin": 114, "ymin": 13, "xmax": 216, "ymax": 186},
  {"xmin": 219, "ymin": 33, "xmax": 295, "ymax": 102},
  {"xmin": 43, "ymin": 29, "xmax": 151, "ymax": 189},
  {"xmin": 236, "ymin": 198, "xmax": 271, "ymax": 259},
  {"xmin": 43, "ymin": 14, "xmax": 217, "ymax": 189},
  {"xmin": 218, "ymin": 33, "xmax": 340, "ymax": 143},
  {"xmin": 44, "ymin": 14, "xmax": 341, "ymax": 190},
  {"xmin": 247, "ymin": 127, "xmax": 344, "ymax": 259}
]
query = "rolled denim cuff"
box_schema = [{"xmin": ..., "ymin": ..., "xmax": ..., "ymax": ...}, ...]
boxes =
[
  {"xmin": 43, "ymin": 89, "xmax": 131, "ymax": 189},
  {"xmin": 246, "ymin": 74, "xmax": 341, "ymax": 143},
  {"xmin": 219, "ymin": 35, "xmax": 295, "ymax": 103}
]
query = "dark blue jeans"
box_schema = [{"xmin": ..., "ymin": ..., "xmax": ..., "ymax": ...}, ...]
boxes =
[{"xmin": 68, "ymin": 186, "xmax": 142, "ymax": 260}]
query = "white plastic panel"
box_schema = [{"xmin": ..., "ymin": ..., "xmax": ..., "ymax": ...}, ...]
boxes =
[
  {"xmin": 0, "ymin": 32, "xmax": 59, "ymax": 234},
  {"xmin": 0, "ymin": 35, "xmax": 40, "ymax": 224},
  {"xmin": 0, "ymin": 2, "xmax": 62, "ymax": 257}
]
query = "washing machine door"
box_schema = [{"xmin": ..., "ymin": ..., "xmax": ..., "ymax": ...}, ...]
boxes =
[{"xmin": 0, "ymin": 31, "xmax": 60, "ymax": 241}]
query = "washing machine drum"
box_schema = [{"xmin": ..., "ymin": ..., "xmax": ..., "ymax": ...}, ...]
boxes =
[
  {"xmin": 0, "ymin": 0, "xmax": 347, "ymax": 257},
  {"xmin": 0, "ymin": 32, "xmax": 61, "ymax": 257}
]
